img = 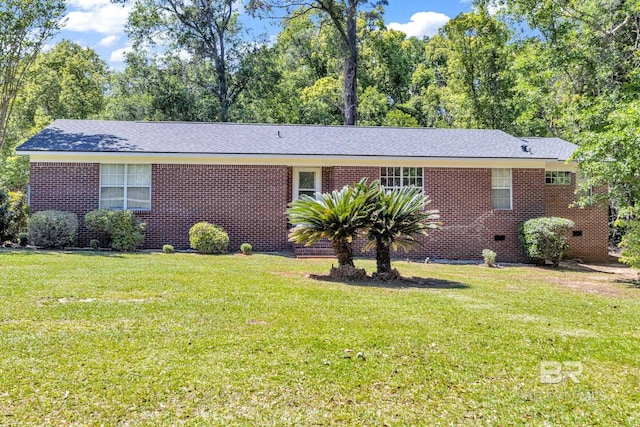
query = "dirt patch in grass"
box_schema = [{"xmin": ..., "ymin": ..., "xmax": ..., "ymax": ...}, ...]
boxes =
[{"xmin": 540, "ymin": 260, "xmax": 639, "ymax": 297}]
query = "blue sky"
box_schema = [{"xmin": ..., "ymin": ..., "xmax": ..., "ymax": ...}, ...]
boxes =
[{"xmin": 58, "ymin": 0, "xmax": 473, "ymax": 68}]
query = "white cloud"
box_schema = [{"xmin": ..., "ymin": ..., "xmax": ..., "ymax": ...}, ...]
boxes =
[
  {"xmin": 388, "ymin": 11, "xmax": 450, "ymax": 38},
  {"xmin": 109, "ymin": 45, "xmax": 132, "ymax": 63},
  {"xmin": 486, "ymin": 3, "xmax": 505, "ymax": 16},
  {"xmin": 64, "ymin": 0, "xmax": 132, "ymax": 35},
  {"xmin": 99, "ymin": 35, "xmax": 119, "ymax": 47}
]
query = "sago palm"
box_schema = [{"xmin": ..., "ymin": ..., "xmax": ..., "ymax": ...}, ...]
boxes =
[
  {"xmin": 287, "ymin": 179, "xmax": 376, "ymax": 267},
  {"xmin": 365, "ymin": 185, "xmax": 441, "ymax": 275}
]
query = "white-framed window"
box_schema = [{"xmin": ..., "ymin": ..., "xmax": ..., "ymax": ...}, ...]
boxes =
[
  {"xmin": 492, "ymin": 168, "xmax": 512, "ymax": 210},
  {"xmin": 380, "ymin": 167, "xmax": 423, "ymax": 190},
  {"xmin": 100, "ymin": 164, "xmax": 151, "ymax": 210},
  {"xmin": 546, "ymin": 171, "xmax": 571, "ymax": 185},
  {"xmin": 293, "ymin": 167, "xmax": 321, "ymax": 200}
]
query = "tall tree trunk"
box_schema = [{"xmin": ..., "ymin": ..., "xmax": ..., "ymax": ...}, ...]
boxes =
[
  {"xmin": 375, "ymin": 237, "xmax": 392, "ymax": 274},
  {"xmin": 332, "ymin": 239, "xmax": 355, "ymax": 267},
  {"xmin": 343, "ymin": 0, "xmax": 358, "ymax": 126}
]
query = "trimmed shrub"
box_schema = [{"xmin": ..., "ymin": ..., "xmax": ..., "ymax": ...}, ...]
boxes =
[
  {"xmin": 29, "ymin": 210, "xmax": 78, "ymax": 248},
  {"xmin": 84, "ymin": 209, "xmax": 146, "ymax": 252},
  {"xmin": 90, "ymin": 239, "xmax": 100, "ymax": 250},
  {"xmin": 18, "ymin": 232, "xmax": 29, "ymax": 247},
  {"xmin": 84, "ymin": 209, "xmax": 111, "ymax": 233},
  {"xmin": 240, "ymin": 243, "xmax": 252, "ymax": 255},
  {"xmin": 482, "ymin": 249, "xmax": 497, "ymax": 267},
  {"xmin": 163, "ymin": 244, "xmax": 175, "ymax": 253},
  {"xmin": 189, "ymin": 222, "xmax": 229, "ymax": 254},
  {"xmin": 108, "ymin": 210, "xmax": 146, "ymax": 252},
  {"xmin": 520, "ymin": 217, "xmax": 574, "ymax": 267}
]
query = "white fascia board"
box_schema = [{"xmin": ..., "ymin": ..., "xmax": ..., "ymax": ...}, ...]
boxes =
[
  {"xmin": 22, "ymin": 151, "xmax": 555, "ymax": 169},
  {"xmin": 545, "ymin": 159, "xmax": 578, "ymax": 172}
]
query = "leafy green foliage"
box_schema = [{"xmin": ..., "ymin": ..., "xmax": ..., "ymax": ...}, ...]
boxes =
[
  {"xmin": 126, "ymin": 0, "xmax": 261, "ymax": 122},
  {"xmin": 28, "ymin": 210, "xmax": 78, "ymax": 248},
  {"xmin": 0, "ymin": 189, "xmax": 28, "ymax": 242},
  {"xmin": 189, "ymin": 222, "xmax": 229, "ymax": 254},
  {"xmin": 18, "ymin": 232, "xmax": 28, "ymax": 247},
  {"xmin": 163, "ymin": 244, "xmax": 175, "ymax": 254},
  {"xmin": 519, "ymin": 217, "xmax": 575, "ymax": 267},
  {"xmin": 0, "ymin": 155, "xmax": 29, "ymax": 192},
  {"xmin": 482, "ymin": 248, "xmax": 496, "ymax": 266},
  {"xmin": 364, "ymin": 185, "xmax": 441, "ymax": 275},
  {"xmin": 0, "ymin": 0, "xmax": 65, "ymax": 153},
  {"xmin": 240, "ymin": 243, "xmax": 252, "ymax": 255},
  {"xmin": 618, "ymin": 219, "xmax": 640, "ymax": 269},
  {"xmin": 108, "ymin": 211, "xmax": 147, "ymax": 252},
  {"xmin": 84, "ymin": 209, "xmax": 146, "ymax": 252},
  {"xmin": 0, "ymin": 189, "xmax": 12, "ymax": 242},
  {"xmin": 90, "ymin": 239, "xmax": 100, "ymax": 250},
  {"xmin": 287, "ymin": 179, "xmax": 376, "ymax": 267}
]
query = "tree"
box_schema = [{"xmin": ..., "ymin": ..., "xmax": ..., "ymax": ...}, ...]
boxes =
[
  {"xmin": 248, "ymin": 0, "xmax": 387, "ymax": 125},
  {"xmin": 365, "ymin": 185, "xmax": 440, "ymax": 276},
  {"xmin": 104, "ymin": 51, "xmax": 218, "ymax": 122},
  {"xmin": 127, "ymin": 0, "xmax": 257, "ymax": 122},
  {"xmin": 0, "ymin": 0, "xmax": 65, "ymax": 153},
  {"xmin": 11, "ymin": 41, "xmax": 108, "ymax": 142},
  {"xmin": 287, "ymin": 179, "xmax": 375, "ymax": 268},
  {"xmin": 437, "ymin": 9, "xmax": 516, "ymax": 131}
]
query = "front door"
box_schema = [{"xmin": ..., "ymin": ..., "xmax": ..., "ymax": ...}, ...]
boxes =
[{"xmin": 293, "ymin": 168, "xmax": 322, "ymax": 200}]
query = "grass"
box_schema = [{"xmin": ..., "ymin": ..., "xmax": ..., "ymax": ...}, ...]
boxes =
[{"xmin": 0, "ymin": 250, "xmax": 639, "ymax": 426}]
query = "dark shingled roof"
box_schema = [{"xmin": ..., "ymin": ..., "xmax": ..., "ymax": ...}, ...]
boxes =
[{"xmin": 18, "ymin": 119, "xmax": 576, "ymax": 161}]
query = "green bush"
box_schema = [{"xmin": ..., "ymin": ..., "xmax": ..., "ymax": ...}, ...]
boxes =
[
  {"xmin": 18, "ymin": 232, "xmax": 29, "ymax": 247},
  {"xmin": 90, "ymin": 239, "xmax": 100, "ymax": 250},
  {"xmin": 84, "ymin": 209, "xmax": 146, "ymax": 252},
  {"xmin": 618, "ymin": 218, "xmax": 640, "ymax": 269},
  {"xmin": 84, "ymin": 209, "xmax": 111, "ymax": 233},
  {"xmin": 0, "ymin": 189, "xmax": 11, "ymax": 241},
  {"xmin": 0, "ymin": 189, "xmax": 28, "ymax": 242},
  {"xmin": 29, "ymin": 210, "xmax": 78, "ymax": 248},
  {"xmin": 240, "ymin": 243, "xmax": 252, "ymax": 255},
  {"xmin": 163, "ymin": 244, "xmax": 175, "ymax": 253},
  {"xmin": 482, "ymin": 249, "xmax": 496, "ymax": 267},
  {"xmin": 519, "ymin": 217, "xmax": 574, "ymax": 267},
  {"xmin": 109, "ymin": 210, "xmax": 146, "ymax": 252},
  {"xmin": 189, "ymin": 222, "xmax": 229, "ymax": 254}
]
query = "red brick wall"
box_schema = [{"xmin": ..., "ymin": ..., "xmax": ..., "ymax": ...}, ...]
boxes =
[
  {"xmin": 544, "ymin": 175, "xmax": 609, "ymax": 261},
  {"xmin": 30, "ymin": 162, "xmax": 100, "ymax": 246},
  {"xmin": 332, "ymin": 166, "xmax": 379, "ymax": 188},
  {"xmin": 419, "ymin": 168, "xmax": 545, "ymax": 263},
  {"xmin": 30, "ymin": 163, "xmax": 290, "ymax": 251},
  {"xmin": 29, "ymin": 162, "xmax": 608, "ymax": 261}
]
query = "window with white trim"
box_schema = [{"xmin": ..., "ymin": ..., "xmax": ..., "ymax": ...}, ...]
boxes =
[
  {"xmin": 293, "ymin": 168, "xmax": 321, "ymax": 200},
  {"xmin": 545, "ymin": 171, "xmax": 571, "ymax": 185},
  {"xmin": 491, "ymin": 168, "xmax": 512, "ymax": 210},
  {"xmin": 100, "ymin": 164, "xmax": 151, "ymax": 210},
  {"xmin": 380, "ymin": 167, "xmax": 423, "ymax": 190}
]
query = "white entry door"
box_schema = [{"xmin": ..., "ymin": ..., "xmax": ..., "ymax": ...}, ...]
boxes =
[{"xmin": 293, "ymin": 168, "xmax": 322, "ymax": 200}]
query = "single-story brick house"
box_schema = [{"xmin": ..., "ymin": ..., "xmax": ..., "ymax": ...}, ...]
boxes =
[{"xmin": 17, "ymin": 119, "xmax": 608, "ymax": 262}]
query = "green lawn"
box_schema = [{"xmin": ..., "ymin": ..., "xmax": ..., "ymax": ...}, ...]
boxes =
[{"xmin": 0, "ymin": 251, "xmax": 639, "ymax": 426}]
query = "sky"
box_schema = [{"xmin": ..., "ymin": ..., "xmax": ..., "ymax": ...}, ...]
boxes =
[{"xmin": 59, "ymin": 0, "xmax": 473, "ymax": 68}]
